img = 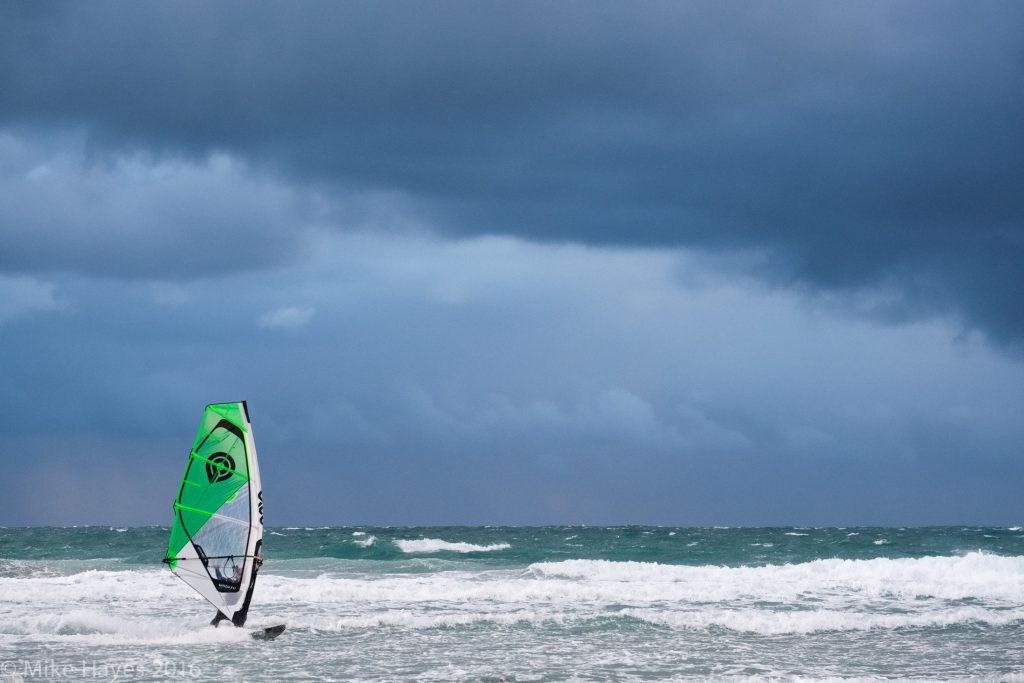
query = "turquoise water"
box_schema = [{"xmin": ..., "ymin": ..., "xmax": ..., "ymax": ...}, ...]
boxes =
[{"xmin": 2, "ymin": 526, "xmax": 1024, "ymax": 680}]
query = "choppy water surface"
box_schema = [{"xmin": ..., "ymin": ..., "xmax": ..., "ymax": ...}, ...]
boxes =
[{"xmin": 2, "ymin": 526, "xmax": 1024, "ymax": 681}]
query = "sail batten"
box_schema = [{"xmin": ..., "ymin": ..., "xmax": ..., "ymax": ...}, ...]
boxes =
[
  {"xmin": 173, "ymin": 503, "xmax": 255, "ymax": 526},
  {"xmin": 164, "ymin": 401, "xmax": 264, "ymax": 625}
]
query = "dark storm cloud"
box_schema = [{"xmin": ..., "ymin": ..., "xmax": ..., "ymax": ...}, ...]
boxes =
[
  {"xmin": 2, "ymin": 1, "xmax": 1023, "ymax": 338},
  {"xmin": 3, "ymin": 236, "xmax": 1023, "ymax": 525}
]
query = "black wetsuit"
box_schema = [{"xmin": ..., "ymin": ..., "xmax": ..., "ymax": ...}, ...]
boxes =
[{"xmin": 211, "ymin": 555, "xmax": 261, "ymax": 627}]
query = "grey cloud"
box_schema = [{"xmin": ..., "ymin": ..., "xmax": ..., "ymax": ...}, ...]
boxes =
[
  {"xmin": 2, "ymin": 235, "xmax": 1022, "ymax": 524},
  {"xmin": 258, "ymin": 306, "xmax": 316, "ymax": 329},
  {"xmin": 2, "ymin": 1, "xmax": 1023, "ymax": 340},
  {"xmin": 0, "ymin": 274, "xmax": 58, "ymax": 323},
  {"xmin": 0, "ymin": 133, "xmax": 319, "ymax": 278}
]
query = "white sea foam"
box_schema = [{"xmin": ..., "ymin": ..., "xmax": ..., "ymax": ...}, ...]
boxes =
[
  {"xmin": 526, "ymin": 553, "xmax": 1024, "ymax": 603},
  {"xmin": 1010, "ymin": 526, "xmax": 1022, "ymax": 532},
  {"xmin": 292, "ymin": 609, "xmax": 579, "ymax": 632},
  {"xmin": 0, "ymin": 570, "xmax": 191, "ymax": 605},
  {"xmin": 4, "ymin": 552, "xmax": 1024, "ymax": 645},
  {"xmin": 620, "ymin": 605, "xmax": 1024, "ymax": 635},
  {"xmin": 0, "ymin": 608, "xmax": 248, "ymax": 644},
  {"xmin": 353, "ymin": 535, "xmax": 376, "ymax": 548},
  {"xmin": 785, "ymin": 532, "xmax": 808, "ymax": 536},
  {"xmin": 298, "ymin": 608, "xmax": 977, "ymax": 641},
  {"xmin": 394, "ymin": 539, "xmax": 510, "ymax": 554},
  {"xmin": 6, "ymin": 553, "xmax": 1022, "ymax": 607}
]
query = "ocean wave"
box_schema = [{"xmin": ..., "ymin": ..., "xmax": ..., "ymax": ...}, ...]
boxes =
[
  {"xmin": 6, "ymin": 553, "xmax": 1022, "ymax": 606},
  {"xmin": 295, "ymin": 609, "xmax": 577, "ymax": 631},
  {"xmin": 5, "ymin": 553, "xmax": 1024, "ymax": 642},
  {"xmin": 0, "ymin": 608, "xmax": 249, "ymax": 644},
  {"xmin": 394, "ymin": 539, "xmax": 510, "ymax": 554},
  {"xmin": 353, "ymin": 535, "xmax": 376, "ymax": 548},
  {"xmin": 250, "ymin": 552, "xmax": 1024, "ymax": 609},
  {"xmin": 229, "ymin": 601, "xmax": 1024, "ymax": 637},
  {"xmin": 526, "ymin": 552, "xmax": 1024, "ymax": 602},
  {"xmin": 620, "ymin": 605, "xmax": 1024, "ymax": 635},
  {"xmin": 0, "ymin": 559, "xmax": 135, "ymax": 578},
  {"xmin": 281, "ymin": 605, "xmax": 1024, "ymax": 636},
  {"xmin": 0, "ymin": 570, "xmax": 185, "ymax": 605}
]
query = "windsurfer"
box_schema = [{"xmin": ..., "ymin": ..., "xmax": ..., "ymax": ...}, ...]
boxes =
[{"xmin": 210, "ymin": 548, "xmax": 263, "ymax": 627}]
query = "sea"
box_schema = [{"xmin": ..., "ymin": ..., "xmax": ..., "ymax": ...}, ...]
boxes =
[{"xmin": 2, "ymin": 526, "xmax": 1024, "ymax": 682}]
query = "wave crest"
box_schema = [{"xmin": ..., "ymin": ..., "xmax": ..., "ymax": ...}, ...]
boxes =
[
  {"xmin": 394, "ymin": 539, "xmax": 510, "ymax": 554},
  {"xmin": 527, "ymin": 552, "xmax": 1024, "ymax": 602}
]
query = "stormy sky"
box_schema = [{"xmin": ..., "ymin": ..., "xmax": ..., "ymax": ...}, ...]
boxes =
[{"xmin": 1, "ymin": 1, "xmax": 1022, "ymax": 526}]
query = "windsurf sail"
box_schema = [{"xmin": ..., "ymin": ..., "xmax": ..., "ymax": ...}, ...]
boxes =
[{"xmin": 164, "ymin": 401, "xmax": 264, "ymax": 626}]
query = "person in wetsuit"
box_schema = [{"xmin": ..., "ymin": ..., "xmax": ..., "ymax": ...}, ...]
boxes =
[{"xmin": 211, "ymin": 550, "xmax": 262, "ymax": 627}]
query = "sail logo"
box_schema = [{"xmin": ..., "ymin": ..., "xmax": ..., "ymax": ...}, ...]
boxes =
[
  {"xmin": 206, "ymin": 453, "xmax": 236, "ymax": 483},
  {"xmin": 258, "ymin": 490, "xmax": 264, "ymax": 524}
]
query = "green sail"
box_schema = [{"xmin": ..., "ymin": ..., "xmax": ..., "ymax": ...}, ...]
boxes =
[{"xmin": 165, "ymin": 402, "xmax": 251, "ymax": 568}]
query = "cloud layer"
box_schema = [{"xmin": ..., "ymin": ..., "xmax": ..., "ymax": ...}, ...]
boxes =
[
  {"xmin": 2, "ymin": 1, "xmax": 1022, "ymax": 341},
  {"xmin": 2, "ymin": 233, "xmax": 1022, "ymax": 524},
  {"xmin": 1, "ymin": 2, "xmax": 1022, "ymax": 524}
]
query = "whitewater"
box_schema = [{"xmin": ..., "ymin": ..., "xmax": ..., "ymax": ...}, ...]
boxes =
[{"xmin": 2, "ymin": 527, "xmax": 1024, "ymax": 681}]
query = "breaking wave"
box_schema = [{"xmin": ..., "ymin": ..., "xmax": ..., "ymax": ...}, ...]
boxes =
[
  {"xmin": 527, "ymin": 552, "xmax": 1024, "ymax": 602},
  {"xmin": 393, "ymin": 538, "xmax": 511, "ymax": 554},
  {"xmin": 4, "ymin": 552, "xmax": 1023, "ymax": 640}
]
